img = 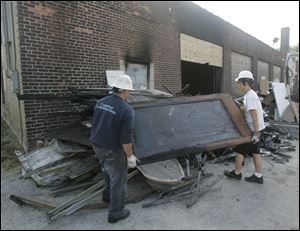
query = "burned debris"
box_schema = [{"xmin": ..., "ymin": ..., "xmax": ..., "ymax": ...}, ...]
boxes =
[
  {"xmin": 9, "ymin": 81, "xmax": 298, "ymax": 222},
  {"xmin": 259, "ymin": 81, "xmax": 298, "ymax": 163}
]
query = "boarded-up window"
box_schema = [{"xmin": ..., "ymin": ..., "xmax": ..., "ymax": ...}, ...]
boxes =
[
  {"xmin": 180, "ymin": 33, "xmax": 223, "ymax": 67},
  {"xmin": 257, "ymin": 60, "xmax": 269, "ymax": 83},
  {"xmin": 231, "ymin": 52, "xmax": 252, "ymax": 97},
  {"xmin": 273, "ymin": 66, "xmax": 281, "ymax": 82}
]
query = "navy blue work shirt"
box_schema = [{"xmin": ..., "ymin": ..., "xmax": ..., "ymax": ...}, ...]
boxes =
[{"xmin": 89, "ymin": 94, "xmax": 134, "ymax": 150}]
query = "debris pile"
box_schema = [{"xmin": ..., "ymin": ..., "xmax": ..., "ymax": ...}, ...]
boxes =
[
  {"xmin": 260, "ymin": 122, "xmax": 297, "ymax": 164},
  {"xmin": 259, "ymin": 81, "xmax": 298, "ymax": 163},
  {"xmin": 15, "ymin": 139, "xmax": 98, "ymax": 187},
  {"xmin": 9, "ymin": 81, "xmax": 298, "ymax": 222},
  {"xmin": 260, "ymin": 82, "xmax": 298, "ymax": 123}
]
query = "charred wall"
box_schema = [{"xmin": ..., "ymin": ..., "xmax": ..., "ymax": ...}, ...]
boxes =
[{"xmin": 16, "ymin": 1, "xmax": 181, "ymax": 150}]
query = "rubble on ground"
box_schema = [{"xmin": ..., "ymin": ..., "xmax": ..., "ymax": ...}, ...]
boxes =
[{"xmin": 9, "ymin": 81, "xmax": 299, "ymax": 222}]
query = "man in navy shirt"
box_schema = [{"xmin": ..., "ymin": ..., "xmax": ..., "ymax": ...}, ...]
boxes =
[{"xmin": 90, "ymin": 74, "xmax": 139, "ymax": 223}]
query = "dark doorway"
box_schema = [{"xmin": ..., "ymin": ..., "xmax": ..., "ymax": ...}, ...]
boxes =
[{"xmin": 181, "ymin": 60, "xmax": 222, "ymax": 95}]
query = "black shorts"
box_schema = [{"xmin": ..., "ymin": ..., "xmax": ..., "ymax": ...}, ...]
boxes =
[{"xmin": 234, "ymin": 141, "xmax": 261, "ymax": 156}]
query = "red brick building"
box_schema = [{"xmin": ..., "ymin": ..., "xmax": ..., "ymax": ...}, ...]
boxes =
[{"xmin": 1, "ymin": 1, "xmax": 287, "ymax": 151}]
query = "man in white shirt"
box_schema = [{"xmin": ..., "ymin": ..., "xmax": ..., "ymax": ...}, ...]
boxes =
[{"xmin": 225, "ymin": 70, "xmax": 265, "ymax": 184}]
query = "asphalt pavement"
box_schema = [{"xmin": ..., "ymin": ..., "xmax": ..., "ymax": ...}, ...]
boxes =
[{"xmin": 1, "ymin": 140, "xmax": 299, "ymax": 230}]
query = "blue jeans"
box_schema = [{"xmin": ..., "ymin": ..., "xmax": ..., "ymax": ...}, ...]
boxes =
[{"xmin": 93, "ymin": 145, "xmax": 128, "ymax": 218}]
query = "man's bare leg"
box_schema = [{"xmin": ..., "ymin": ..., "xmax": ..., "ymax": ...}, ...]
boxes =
[{"xmin": 235, "ymin": 153, "xmax": 244, "ymax": 173}]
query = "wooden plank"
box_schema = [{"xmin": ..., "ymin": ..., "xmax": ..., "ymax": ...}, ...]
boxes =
[
  {"xmin": 220, "ymin": 95, "xmax": 252, "ymax": 138},
  {"xmin": 9, "ymin": 195, "xmax": 56, "ymax": 209}
]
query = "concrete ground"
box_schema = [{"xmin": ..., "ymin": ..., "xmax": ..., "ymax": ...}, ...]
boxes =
[{"xmin": 1, "ymin": 140, "xmax": 299, "ymax": 230}]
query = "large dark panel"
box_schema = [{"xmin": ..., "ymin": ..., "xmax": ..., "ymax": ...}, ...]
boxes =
[{"xmin": 133, "ymin": 94, "xmax": 252, "ymax": 164}]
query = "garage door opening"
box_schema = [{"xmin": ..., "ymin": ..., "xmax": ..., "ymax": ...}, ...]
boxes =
[{"xmin": 181, "ymin": 60, "xmax": 222, "ymax": 96}]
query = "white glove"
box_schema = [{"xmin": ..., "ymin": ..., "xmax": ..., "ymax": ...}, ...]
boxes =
[
  {"xmin": 127, "ymin": 155, "xmax": 140, "ymax": 168},
  {"xmin": 251, "ymin": 131, "xmax": 261, "ymax": 144}
]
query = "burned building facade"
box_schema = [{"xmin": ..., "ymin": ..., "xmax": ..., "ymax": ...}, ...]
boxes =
[{"xmin": 1, "ymin": 1, "xmax": 287, "ymax": 151}]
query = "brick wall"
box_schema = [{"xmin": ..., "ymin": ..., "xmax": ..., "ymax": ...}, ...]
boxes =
[
  {"xmin": 16, "ymin": 1, "xmax": 181, "ymax": 150},
  {"xmin": 14, "ymin": 1, "xmax": 286, "ymax": 151}
]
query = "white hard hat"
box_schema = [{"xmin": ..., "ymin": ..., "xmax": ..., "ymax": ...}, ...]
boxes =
[
  {"xmin": 235, "ymin": 70, "xmax": 254, "ymax": 82},
  {"xmin": 112, "ymin": 74, "xmax": 134, "ymax": 91}
]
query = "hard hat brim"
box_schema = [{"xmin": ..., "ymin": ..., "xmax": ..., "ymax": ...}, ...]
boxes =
[
  {"xmin": 235, "ymin": 76, "xmax": 254, "ymax": 82},
  {"xmin": 124, "ymin": 87, "xmax": 134, "ymax": 91}
]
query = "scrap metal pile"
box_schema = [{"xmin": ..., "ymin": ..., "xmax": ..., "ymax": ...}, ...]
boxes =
[
  {"xmin": 259, "ymin": 122, "xmax": 297, "ymax": 164},
  {"xmin": 258, "ymin": 81, "xmax": 298, "ymax": 164},
  {"xmin": 14, "ymin": 139, "xmax": 98, "ymax": 187},
  {"xmin": 10, "ymin": 81, "xmax": 298, "ymax": 222}
]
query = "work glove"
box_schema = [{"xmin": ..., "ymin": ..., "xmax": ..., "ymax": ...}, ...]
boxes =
[
  {"xmin": 251, "ymin": 131, "xmax": 261, "ymax": 144},
  {"xmin": 127, "ymin": 155, "xmax": 140, "ymax": 168}
]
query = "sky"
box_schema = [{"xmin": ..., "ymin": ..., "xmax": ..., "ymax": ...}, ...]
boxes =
[{"xmin": 193, "ymin": 1, "xmax": 299, "ymax": 49}]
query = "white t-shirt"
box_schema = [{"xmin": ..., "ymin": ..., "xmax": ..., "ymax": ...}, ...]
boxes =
[{"xmin": 243, "ymin": 89, "xmax": 265, "ymax": 132}]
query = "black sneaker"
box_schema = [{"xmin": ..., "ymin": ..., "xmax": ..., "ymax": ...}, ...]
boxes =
[
  {"xmin": 245, "ymin": 174, "xmax": 263, "ymax": 184},
  {"xmin": 108, "ymin": 209, "xmax": 130, "ymax": 223},
  {"xmin": 224, "ymin": 170, "xmax": 242, "ymax": 180}
]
